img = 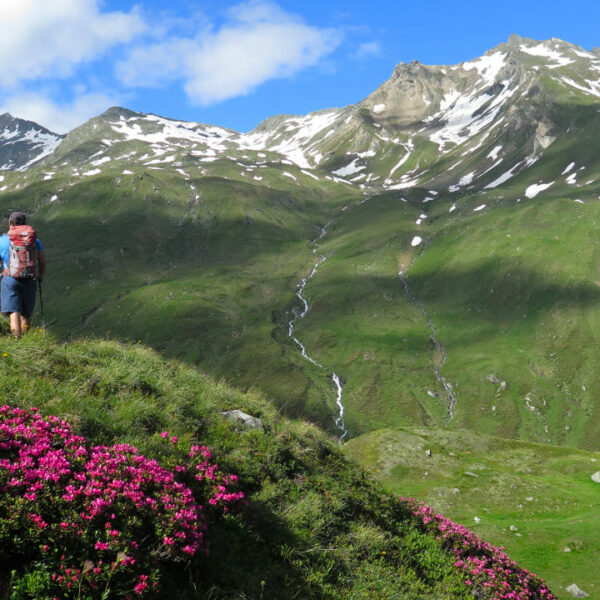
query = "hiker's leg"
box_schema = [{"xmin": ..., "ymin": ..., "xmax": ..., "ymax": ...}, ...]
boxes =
[
  {"xmin": 1, "ymin": 277, "xmax": 22, "ymax": 337},
  {"xmin": 20, "ymin": 315, "xmax": 31, "ymax": 333},
  {"xmin": 19, "ymin": 280, "xmax": 37, "ymax": 335},
  {"xmin": 9, "ymin": 312, "xmax": 22, "ymax": 338}
]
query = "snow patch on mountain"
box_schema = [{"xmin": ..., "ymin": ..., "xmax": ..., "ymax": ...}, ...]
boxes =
[
  {"xmin": 111, "ymin": 114, "xmax": 234, "ymax": 152},
  {"xmin": 560, "ymin": 77, "xmax": 600, "ymax": 98},
  {"xmin": 459, "ymin": 172, "xmax": 475, "ymax": 186},
  {"xmin": 565, "ymin": 173, "xmax": 577, "ymax": 185},
  {"xmin": 333, "ymin": 158, "xmax": 366, "ymax": 177},
  {"xmin": 487, "ymin": 145, "xmax": 503, "ymax": 160},
  {"xmin": 525, "ymin": 181, "xmax": 555, "ymax": 198},
  {"xmin": 520, "ymin": 43, "xmax": 575, "ymax": 68},
  {"xmin": 90, "ymin": 156, "xmax": 112, "ymax": 167},
  {"xmin": 388, "ymin": 140, "xmax": 414, "ymax": 178},
  {"xmin": 301, "ymin": 169, "xmax": 320, "ymax": 181},
  {"xmin": 428, "ymin": 74, "xmax": 517, "ymax": 152},
  {"xmin": 485, "ymin": 163, "xmax": 522, "ymax": 188},
  {"xmin": 463, "ymin": 51, "xmax": 506, "ymax": 83},
  {"xmin": 240, "ymin": 110, "xmax": 341, "ymax": 168}
]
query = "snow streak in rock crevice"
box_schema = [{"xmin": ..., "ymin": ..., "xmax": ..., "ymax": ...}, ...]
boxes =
[
  {"xmin": 398, "ymin": 234, "xmax": 457, "ymax": 422},
  {"xmin": 288, "ymin": 224, "xmax": 347, "ymax": 441}
]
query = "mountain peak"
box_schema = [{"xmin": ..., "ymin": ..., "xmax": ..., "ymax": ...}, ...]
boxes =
[
  {"xmin": 507, "ymin": 33, "xmax": 528, "ymax": 45},
  {"xmin": 99, "ymin": 106, "xmax": 141, "ymax": 122},
  {"xmin": 0, "ymin": 114, "xmax": 64, "ymax": 171}
]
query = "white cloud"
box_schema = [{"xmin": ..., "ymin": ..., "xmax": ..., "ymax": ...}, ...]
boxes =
[
  {"xmin": 116, "ymin": 1, "xmax": 342, "ymax": 105},
  {"xmin": 0, "ymin": 91, "xmax": 122, "ymax": 133},
  {"xmin": 353, "ymin": 41, "xmax": 383, "ymax": 60},
  {"xmin": 0, "ymin": 0, "xmax": 145, "ymax": 87}
]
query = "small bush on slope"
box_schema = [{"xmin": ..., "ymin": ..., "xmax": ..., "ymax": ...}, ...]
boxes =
[{"xmin": 0, "ymin": 333, "xmax": 554, "ymax": 599}]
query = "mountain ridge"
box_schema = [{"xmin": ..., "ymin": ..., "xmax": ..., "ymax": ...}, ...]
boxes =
[{"xmin": 3, "ymin": 34, "xmax": 600, "ymax": 195}]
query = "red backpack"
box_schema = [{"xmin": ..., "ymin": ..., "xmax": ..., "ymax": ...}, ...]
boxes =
[{"xmin": 3, "ymin": 225, "xmax": 39, "ymax": 279}]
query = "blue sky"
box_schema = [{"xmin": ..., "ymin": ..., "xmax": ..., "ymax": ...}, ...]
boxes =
[{"xmin": 1, "ymin": 0, "xmax": 599, "ymax": 133}]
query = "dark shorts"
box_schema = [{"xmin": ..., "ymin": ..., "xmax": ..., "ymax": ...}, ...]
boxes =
[{"xmin": 1, "ymin": 276, "xmax": 37, "ymax": 318}]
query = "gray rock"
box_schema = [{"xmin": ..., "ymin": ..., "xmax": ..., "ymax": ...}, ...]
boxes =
[
  {"xmin": 566, "ymin": 583, "xmax": 588, "ymax": 598},
  {"xmin": 222, "ymin": 409, "xmax": 264, "ymax": 430},
  {"xmin": 591, "ymin": 471, "xmax": 600, "ymax": 483},
  {"xmin": 487, "ymin": 374, "xmax": 500, "ymax": 384},
  {"xmin": 425, "ymin": 449, "xmax": 432, "ymax": 457},
  {"xmin": 464, "ymin": 471, "xmax": 479, "ymax": 478}
]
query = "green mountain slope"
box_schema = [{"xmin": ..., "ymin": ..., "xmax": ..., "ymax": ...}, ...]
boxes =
[
  {"xmin": 1, "ymin": 35, "xmax": 598, "ymax": 446},
  {"xmin": 296, "ymin": 184, "xmax": 600, "ymax": 448}
]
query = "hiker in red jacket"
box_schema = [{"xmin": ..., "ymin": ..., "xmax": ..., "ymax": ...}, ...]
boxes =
[{"xmin": 0, "ymin": 212, "xmax": 47, "ymax": 339}]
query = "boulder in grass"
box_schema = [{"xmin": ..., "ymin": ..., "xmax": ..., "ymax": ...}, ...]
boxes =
[
  {"xmin": 591, "ymin": 471, "xmax": 600, "ymax": 483},
  {"xmin": 566, "ymin": 583, "xmax": 588, "ymax": 598},
  {"xmin": 222, "ymin": 409, "xmax": 264, "ymax": 430}
]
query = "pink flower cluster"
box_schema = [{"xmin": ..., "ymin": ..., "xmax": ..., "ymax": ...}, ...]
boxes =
[
  {"xmin": 0, "ymin": 406, "xmax": 244, "ymax": 599},
  {"xmin": 397, "ymin": 497, "xmax": 556, "ymax": 600}
]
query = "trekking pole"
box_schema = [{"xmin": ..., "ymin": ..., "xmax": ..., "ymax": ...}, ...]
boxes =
[{"xmin": 38, "ymin": 279, "xmax": 46, "ymax": 338}]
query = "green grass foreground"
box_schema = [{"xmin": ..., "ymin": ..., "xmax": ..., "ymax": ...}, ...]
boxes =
[{"xmin": 0, "ymin": 330, "xmax": 472, "ymax": 599}]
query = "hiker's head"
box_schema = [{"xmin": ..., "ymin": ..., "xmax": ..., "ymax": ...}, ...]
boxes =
[{"xmin": 8, "ymin": 212, "xmax": 26, "ymax": 227}]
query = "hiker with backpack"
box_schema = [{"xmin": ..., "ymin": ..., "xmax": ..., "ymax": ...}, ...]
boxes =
[{"xmin": 0, "ymin": 212, "xmax": 46, "ymax": 339}]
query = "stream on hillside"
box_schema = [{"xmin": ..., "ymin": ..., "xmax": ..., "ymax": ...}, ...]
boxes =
[
  {"xmin": 287, "ymin": 222, "xmax": 348, "ymax": 441},
  {"xmin": 288, "ymin": 203, "xmax": 456, "ymax": 440}
]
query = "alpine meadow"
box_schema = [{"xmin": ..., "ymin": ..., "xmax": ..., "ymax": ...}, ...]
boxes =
[{"xmin": 2, "ymin": 34, "xmax": 600, "ymax": 599}]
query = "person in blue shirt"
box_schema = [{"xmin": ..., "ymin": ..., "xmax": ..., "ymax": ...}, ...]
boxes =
[{"xmin": 0, "ymin": 212, "xmax": 47, "ymax": 339}]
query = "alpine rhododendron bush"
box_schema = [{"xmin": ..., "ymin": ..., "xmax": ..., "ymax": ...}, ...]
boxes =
[{"xmin": 0, "ymin": 405, "xmax": 243, "ymax": 599}]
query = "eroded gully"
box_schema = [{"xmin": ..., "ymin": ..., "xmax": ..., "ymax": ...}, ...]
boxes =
[{"xmin": 398, "ymin": 233, "xmax": 456, "ymax": 423}]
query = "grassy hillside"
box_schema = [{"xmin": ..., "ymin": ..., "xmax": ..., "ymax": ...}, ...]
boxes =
[
  {"xmin": 0, "ymin": 166, "xmax": 361, "ymax": 432},
  {"xmin": 0, "ymin": 331, "xmax": 482, "ymax": 599},
  {"xmin": 346, "ymin": 427, "xmax": 600, "ymax": 600},
  {"xmin": 293, "ymin": 172, "xmax": 600, "ymax": 448}
]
